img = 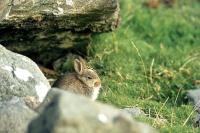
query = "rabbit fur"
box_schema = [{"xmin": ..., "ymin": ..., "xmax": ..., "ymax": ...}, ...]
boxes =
[{"xmin": 52, "ymin": 57, "xmax": 101, "ymax": 100}]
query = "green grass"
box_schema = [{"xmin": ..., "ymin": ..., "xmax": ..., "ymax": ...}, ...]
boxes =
[{"xmin": 87, "ymin": 0, "xmax": 200, "ymax": 132}]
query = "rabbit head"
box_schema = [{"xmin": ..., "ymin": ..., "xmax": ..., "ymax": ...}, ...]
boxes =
[{"xmin": 74, "ymin": 57, "xmax": 101, "ymax": 89}]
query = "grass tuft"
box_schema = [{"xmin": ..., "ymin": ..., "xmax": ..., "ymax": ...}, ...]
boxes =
[{"xmin": 88, "ymin": 0, "xmax": 200, "ymax": 132}]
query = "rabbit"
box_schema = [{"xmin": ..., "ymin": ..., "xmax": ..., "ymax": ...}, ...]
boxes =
[{"xmin": 52, "ymin": 57, "xmax": 101, "ymax": 101}]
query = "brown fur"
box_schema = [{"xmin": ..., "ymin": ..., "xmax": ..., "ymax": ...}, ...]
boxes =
[
  {"xmin": 52, "ymin": 57, "xmax": 101, "ymax": 100},
  {"xmin": 53, "ymin": 73, "xmax": 93, "ymax": 96}
]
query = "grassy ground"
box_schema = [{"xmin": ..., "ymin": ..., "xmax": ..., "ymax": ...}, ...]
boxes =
[{"xmin": 87, "ymin": 0, "xmax": 200, "ymax": 132}]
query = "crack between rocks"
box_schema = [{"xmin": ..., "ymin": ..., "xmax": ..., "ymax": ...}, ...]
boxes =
[{"xmin": 10, "ymin": 62, "xmax": 16, "ymax": 79}]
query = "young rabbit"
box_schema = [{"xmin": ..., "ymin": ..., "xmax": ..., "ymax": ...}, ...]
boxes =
[{"xmin": 52, "ymin": 57, "xmax": 101, "ymax": 101}]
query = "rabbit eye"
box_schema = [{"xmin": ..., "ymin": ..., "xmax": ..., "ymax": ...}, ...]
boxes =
[{"xmin": 87, "ymin": 76, "xmax": 92, "ymax": 79}]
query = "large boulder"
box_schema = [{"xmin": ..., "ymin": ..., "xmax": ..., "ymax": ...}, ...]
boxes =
[
  {"xmin": 0, "ymin": 0, "xmax": 119, "ymax": 32},
  {"xmin": 0, "ymin": 97, "xmax": 37, "ymax": 133},
  {"xmin": 0, "ymin": 45, "xmax": 51, "ymax": 109},
  {"xmin": 0, "ymin": 0, "xmax": 120, "ymax": 66},
  {"xmin": 28, "ymin": 88, "xmax": 157, "ymax": 133}
]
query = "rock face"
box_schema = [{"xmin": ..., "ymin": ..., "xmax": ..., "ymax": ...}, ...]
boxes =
[
  {"xmin": 0, "ymin": 97, "xmax": 37, "ymax": 133},
  {"xmin": 0, "ymin": 0, "xmax": 120, "ymax": 66},
  {"xmin": 0, "ymin": 0, "xmax": 10, "ymax": 21},
  {"xmin": 187, "ymin": 88, "xmax": 200, "ymax": 127},
  {"xmin": 0, "ymin": 45, "xmax": 51, "ymax": 108},
  {"xmin": 28, "ymin": 88, "xmax": 157, "ymax": 133},
  {"xmin": 0, "ymin": 0, "xmax": 119, "ymax": 32}
]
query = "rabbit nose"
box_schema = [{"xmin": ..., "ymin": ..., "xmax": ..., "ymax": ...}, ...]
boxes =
[{"xmin": 94, "ymin": 81, "xmax": 100, "ymax": 87}]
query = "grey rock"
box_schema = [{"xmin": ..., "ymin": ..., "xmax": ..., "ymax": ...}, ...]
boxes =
[
  {"xmin": 187, "ymin": 89, "xmax": 200, "ymax": 112},
  {"xmin": 194, "ymin": 113, "xmax": 200, "ymax": 127},
  {"xmin": 0, "ymin": 0, "xmax": 11, "ymax": 21},
  {"xmin": 0, "ymin": 0, "xmax": 119, "ymax": 66},
  {"xmin": 121, "ymin": 107, "xmax": 145, "ymax": 117},
  {"xmin": 187, "ymin": 88, "xmax": 200, "ymax": 127},
  {"xmin": 0, "ymin": 0, "xmax": 119, "ymax": 32},
  {"xmin": 0, "ymin": 44, "xmax": 51, "ymax": 109},
  {"xmin": 0, "ymin": 97, "xmax": 37, "ymax": 133},
  {"xmin": 36, "ymin": 88, "xmax": 62, "ymax": 113},
  {"xmin": 28, "ymin": 88, "xmax": 157, "ymax": 133}
]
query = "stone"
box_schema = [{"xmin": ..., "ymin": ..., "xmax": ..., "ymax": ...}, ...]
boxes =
[
  {"xmin": 28, "ymin": 88, "xmax": 157, "ymax": 133},
  {"xmin": 0, "ymin": 0, "xmax": 120, "ymax": 66},
  {"xmin": 0, "ymin": 44, "xmax": 51, "ymax": 109},
  {"xmin": 0, "ymin": 0, "xmax": 119, "ymax": 32},
  {"xmin": 36, "ymin": 88, "xmax": 62, "ymax": 113},
  {"xmin": 121, "ymin": 107, "xmax": 145, "ymax": 117},
  {"xmin": 0, "ymin": 0, "xmax": 10, "ymax": 21},
  {"xmin": 194, "ymin": 113, "xmax": 200, "ymax": 127},
  {"xmin": 0, "ymin": 97, "xmax": 37, "ymax": 133},
  {"xmin": 187, "ymin": 88, "xmax": 200, "ymax": 111},
  {"xmin": 187, "ymin": 88, "xmax": 200, "ymax": 127}
]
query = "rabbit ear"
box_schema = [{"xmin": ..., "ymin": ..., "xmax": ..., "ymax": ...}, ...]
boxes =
[
  {"xmin": 74, "ymin": 59, "xmax": 83, "ymax": 75},
  {"xmin": 78, "ymin": 56, "xmax": 87, "ymax": 69}
]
